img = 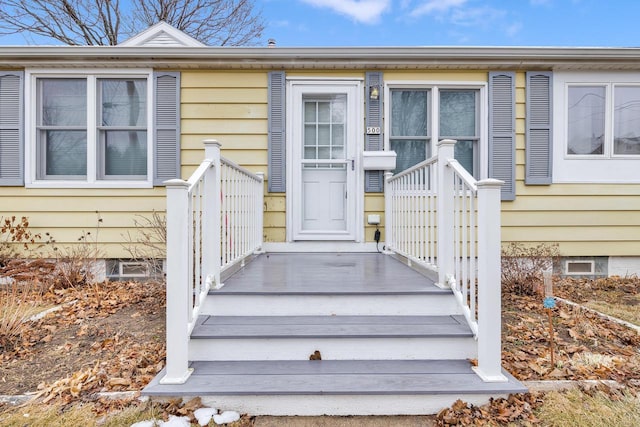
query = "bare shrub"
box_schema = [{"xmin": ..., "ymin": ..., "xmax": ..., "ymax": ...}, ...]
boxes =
[
  {"xmin": 501, "ymin": 242, "xmax": 560, "ymax": 296},
  {"xmin": 0, "ymin": 216, "xmax": 41, "ymax": 267},
  {"xmin": 122, "ymin": 211, "xmax": 166, "ymax": 278},
  {"xmin": 53, "ymin": 227, "xmax": 104, "ymax": 289}
]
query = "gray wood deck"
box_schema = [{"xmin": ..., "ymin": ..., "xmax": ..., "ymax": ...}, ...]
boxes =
[
  {"xmin": 144, "ymin": 360, "xmax": 527, "ymax": 396},
  {"xmin": 216, "ymin": 253, "xmax": 443, "ymax": 295},
  {"xmin": 191, "ymin": 315, "xmax": 473, "ymax": 339}
]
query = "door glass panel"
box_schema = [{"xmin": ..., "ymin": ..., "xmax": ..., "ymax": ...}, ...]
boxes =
[
  {"xmin": 301, "ymin": 93, "xmax": 348, "ymax": 232},
  {"xmin": 303, "ymin": 95, "xmax": 347, "ymax": 162}
]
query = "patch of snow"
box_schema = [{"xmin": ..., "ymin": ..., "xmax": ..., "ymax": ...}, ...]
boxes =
[
  {"xmin": 194, "ymin": 407, "xmax": 218, "ymax": 426},
  {"xmin": 130, "ymin": 420, "xmax": 156, "ymax": 427},
  {"xmin": 213, "ymin": 410, "xmax": 240, "ymax": 425},
  {"xmin": 159, "ymin": 415, "xmax": 191, "ymax": 427}
]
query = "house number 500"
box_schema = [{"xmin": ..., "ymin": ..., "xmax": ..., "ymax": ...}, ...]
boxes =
[{"xmin": 366, "ymin": 127, "xmax": 381, "ymax": 135}]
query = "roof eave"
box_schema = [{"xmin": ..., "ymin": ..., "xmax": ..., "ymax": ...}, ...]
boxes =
[{"xmin": 1, "ymin": 46, "xmax": 640, "ymax": 70}]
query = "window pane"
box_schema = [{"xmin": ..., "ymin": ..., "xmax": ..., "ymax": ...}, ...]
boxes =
[
  {"xmin": 44, "ymin": 130, "xmax": 87, "ymax": 176},
  {"xmin": 104, "ymin": 131, "xmax": 147, "ymax": 176},
  {"xmin": 40, "ymin": 79, "xmax": 86, "ymax": 126},
  {"xmin": 567, "ymin": 86, "xmax": 605, "ymax": 155},
  {"xmin": 440, "ymin": 90, "xmax": 476, "ymax": 136},
  {"xmin": 391, "ymin": 139, "xmax": 428, "ymax": 173},
  {"xmin": 318, "ymin": 102, "xmax": 330, "ymax": 122},
  {"xmin": 100, "ymin": 79, "xmax": 147, "ymax": 127},
  {"xmin": 614, "ymin": 86, "xmax": 640, "ymax": 155},
  {"xmin": 455, "ymin": 140, "xmax": 474, "ymax": 176},
  {"xmin": 391, "ymin": 90, "xmax": 428, "ymax": 136},
  {"xmin": 304, "ymin": 102, "xmax": 316, "ymax": 122}
]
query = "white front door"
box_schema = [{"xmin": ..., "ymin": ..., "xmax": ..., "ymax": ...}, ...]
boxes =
[{"xmin": 288, "ymin": 81, "xmax": 361, "ymax": 241}]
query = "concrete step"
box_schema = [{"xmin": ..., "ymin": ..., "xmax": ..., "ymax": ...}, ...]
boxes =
[
  {"xmin": 143, "ymin": 360, "xmax": 527, "ymax": 415},
  {"xmin": 189, "ymin": 315, "xmax": 476, "ymax": 361}
]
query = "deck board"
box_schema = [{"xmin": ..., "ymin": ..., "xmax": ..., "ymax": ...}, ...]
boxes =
[
  {"xmin": 216, "ymin": 253, "xmax": 443, "ymax": 295},
  {"xmin": 192, "ymin": 315, "xmax": 472, "ymax": 339},
  {"xmin": 143, "ymin": 360, "xmax": 527, "ymax": 396}
]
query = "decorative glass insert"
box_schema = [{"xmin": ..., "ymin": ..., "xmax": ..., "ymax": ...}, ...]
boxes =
[
  {"xmin": 567, "ymin": 85, "xmax": 605, "ymax": 155},
  {"xmin": 303, "ymin": 95, "xmax": 346, "ymax": 169}
]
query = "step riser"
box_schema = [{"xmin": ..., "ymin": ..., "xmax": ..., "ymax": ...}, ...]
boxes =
[
  {"xmin": 189, "ymin": 337, "xmax": 477, "ymax": 361},
  {"xmin": 191, "ymin": 394, "xmax": 507, "ymax": 416},
  {"xmin": 201, "ymin": 294, "xmax": 461, "ymax": 316}
]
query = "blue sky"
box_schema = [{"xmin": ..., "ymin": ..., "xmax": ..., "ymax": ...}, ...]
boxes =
[
  {"xmin": 261, "ymin": 0, "xmax": 639, "ymax": 47},
  {"xmin": 0, "ymin": 0, "xmax": 638, "ymax": 47}
]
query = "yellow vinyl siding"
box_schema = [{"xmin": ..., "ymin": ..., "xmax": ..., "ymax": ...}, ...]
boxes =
[
  {"xmin": 502, "ymin": 71, "xmax": 640, "ymax": 256},
  {"xmin": 2, "ymin": 189, "xmax": 165, "ymax": 258}
]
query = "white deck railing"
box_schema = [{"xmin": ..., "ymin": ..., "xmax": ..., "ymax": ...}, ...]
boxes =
[
  {"xmin": 385, "ymin": 139, "xmax": 506, "ymax": 382},
  {"xmin": 162, "ymin": 140, "xmax": 263, "ymax": 385},
  {"xmin": 384, "ymin": 157, "xmax": 438, "ymax": 274}
]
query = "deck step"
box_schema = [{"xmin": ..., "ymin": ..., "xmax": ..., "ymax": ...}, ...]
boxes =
[
  {"xmin": 201, "ymin": 293, "xmax": 460, "ymax": 316},
  {"xmin": 200, "ymin": 253, "xmax": 460, "ymax": 317},
  {"xmin": 189, "ymin": 315, "xmax": 476, "ymax": 361},
  {"xmin": 192, "ymin": 315, "xmax": 473, "ymax": 339},
  {"xmin": 143, "ymin": 360, "xmax": 527, "ymax": 415}
]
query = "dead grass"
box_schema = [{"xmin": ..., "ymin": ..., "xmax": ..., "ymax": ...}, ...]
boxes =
[
  {"xmin": 536, "ymin": 387, "xmax": 640, "ymax": 427},
  {"xmin": 0, "ymin": 282, "xmax": 44, "ymax": 350},
  {"xmin": 0, "ymin": 400, "xmax": 165, "ymax": 427},
  {"xmin": 584, "ymin": 300, "xmax": 640, "ymax": 326}
]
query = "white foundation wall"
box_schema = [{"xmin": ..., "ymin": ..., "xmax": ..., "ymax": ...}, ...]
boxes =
[{"xmin": 608, "ymin": 257, "xmax": 640, "ymax": 277}]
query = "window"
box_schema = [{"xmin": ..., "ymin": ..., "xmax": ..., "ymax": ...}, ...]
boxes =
[
  {"xmin": 28, "ymin": 70, "xmax": 152, "ymax": 187},
  {"xmin": 567, "ymin": 84, "xmax": 640, "ymax": 157},
  {"xmin": 554, "ymin": 72, "xmax": 640, "ymax": 183},
  {"xmin": 387, "ymin": 85, "xmax": 481, "ymax": 176}
]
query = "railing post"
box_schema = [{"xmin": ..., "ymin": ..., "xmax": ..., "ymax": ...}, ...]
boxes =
[
  {"xmin": 255, "ymin": 172, "xmax": 265, "ymax": 252},
  {"xmin": 204, "ymin": 139, "xmax": 223, "ymax": 289},
  {"xmin": 474, "ymin": 178, "xmax": 507, "ymax": 382},
  {"xmin": 383, "ymin": 171, "xmax": 394, "ymax": 253},
  {"xmin": 436, "ymin": 139, "xmax": 456, "ymax": 289},
  {"xmin": 161, "ymin": 179, "xmax": 193, "ymax": 384}
]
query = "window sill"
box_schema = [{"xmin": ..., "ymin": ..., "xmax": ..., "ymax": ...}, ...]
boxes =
[{"xmin": 25, "ymin": 180, "xmax": 154, "ymax": 189}]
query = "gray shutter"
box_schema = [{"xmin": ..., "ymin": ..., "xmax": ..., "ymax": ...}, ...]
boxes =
[
  {"xmin": 268, "ymin": 71, "xmax": 286, "ymax": 193},
  {"xmin": 154, "ymin": 72, "xmax": 180, "ymax": 185},
  {"xmin": 488, "ymin": 71, "xmax": 516, "ymax": 201},
  {"xmin": 0, "ymin": 71, "xmax": 24, "ymax": 186},
  {"xmin": 526, "ymin": 72, "xmax": 553, "ymax": 185},
  {"xmin": 365, "ymin": 71, "xmax": 384, "ymax": 192}
]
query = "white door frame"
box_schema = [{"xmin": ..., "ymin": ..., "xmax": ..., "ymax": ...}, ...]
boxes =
[{"xmin": 286, "ymin": 79, "xmax": 364, "ymax": 242}]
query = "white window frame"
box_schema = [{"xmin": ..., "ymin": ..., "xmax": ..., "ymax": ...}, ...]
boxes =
[
  {"xmin": 384, "ymin": 81, "xmax": 488, "ymax": 179},
  {"xmin": 25, "ymin": 68, "xmax": 154, "ymax": 188},
  {"xmin": 554, "ymin": 71, "xmax": 640, "ymax": 183}
]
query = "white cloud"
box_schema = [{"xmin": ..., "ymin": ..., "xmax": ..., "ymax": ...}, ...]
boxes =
[
  {"xmin": 450, "ymin": 6, "xmax": 506, "ymax": 28},
  {"xmin": 506, "ymin": 22, "xmax": 523, "ymax": 37},
  {"xmin": 299, "ymin": 0, "xmax": 391, "ymax": 23},
  {"xmin": 410, "ymin": 0, "xmax": 468, "ymax": 17}
]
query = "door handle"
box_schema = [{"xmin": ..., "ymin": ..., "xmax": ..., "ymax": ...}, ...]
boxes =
[{"xmin": 351, "ymin": 159, "xmax": 355, "ymax": 171}]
